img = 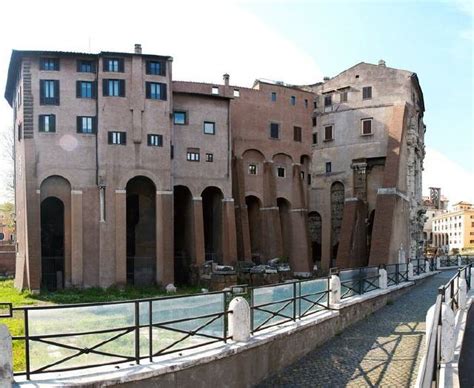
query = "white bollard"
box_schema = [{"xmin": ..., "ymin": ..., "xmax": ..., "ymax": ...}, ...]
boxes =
[
  {"xmin": 425, "ymin": 304, "xmax": 436, "ymax": 345},
  {"xmin": 425, "ymin": 260, "xmax": 431, "ymax": 273},
  {"xmin": 379, "ymin": 268, "xmax": 388, "ymax": 289},
  {"xmin": 408, "ymin": 262, "xmax": 414, "ymax": 280},
  {"xmin": 436, "ymin": 257, "xmax": 441, "ymax": 269},
  {"xmin": 459, "ymin": 279, "xmax": 468, "ymax": 310},
  {"xmin": 329, "ymin": 275, "xmax": 341, "ymax": 305},
  {"xmin": 458, "ymin": 256, "xmax": 462, "ymax": 267},
  {"xmin": 440, "ymin": 303, "xmax": 456, "ymax": 363},
  {"xmin": 228, "ymin": 297, "xmax": 250, "ymax": 342},
  {"xmin": 0, "ymin": 324, "xmax": 13, "ymax": 388}
]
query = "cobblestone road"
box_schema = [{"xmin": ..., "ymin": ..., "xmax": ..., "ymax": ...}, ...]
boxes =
[{"xmin": 258, "ymin": 271, "xmax": 455, "ymax": 388}]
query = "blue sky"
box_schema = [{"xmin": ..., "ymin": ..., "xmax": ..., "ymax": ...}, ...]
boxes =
[
  {"xmin": 0, "ymin": 0, "xmax": 472, "ymax": 203},
  {"xmin": 244, "ymin": 0, "xmax": 473, "ymax": 177}
]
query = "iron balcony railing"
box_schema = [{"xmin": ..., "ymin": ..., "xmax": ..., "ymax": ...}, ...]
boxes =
[
  {"xmin": 3, "ymin": 291, "xmax": 229, "ymax": 379},
  {"xmin": 250, "ymin": 277, "xmax": 331, "ymax": 333}
]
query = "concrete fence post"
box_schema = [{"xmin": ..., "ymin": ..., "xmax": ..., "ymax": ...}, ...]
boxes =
[
  {"xmin": 440, "ymin": 303, "xmax": 455, "ymax": 363},
  {"xmin": 425, "ymin": 260, "xmax": 430, "ymax": 273},
  {"xmin": 329, "ymin": 275, "xmax": 341, "ymax": 306},
  {"xmin": 459, "ymin": 278, "xmax": 468, "ymax": 310},
  {"xmin": 408, "ymin": 262, "xmax": 414, "ymax": 281},
  {"xmin": 0, "ymin": 324, "xmax": 13, "ymax": 388},
  {"xmin": 228, "ymin": 297, "xmax": 250, "ymax": 342},
  {"xmin": 425, "ymin": 304, "xmax": 436, "ymax": 345},
  {"xmin": 458, "ymin": 256, "xmax": 462, "ymax": 267},
  {"xmin": 436, "ymin": 257, "xmax": 441, "ymax": 270},
  {"xmin": 379, "ymin": 268, "xmax": 387, "ymax": 289}
]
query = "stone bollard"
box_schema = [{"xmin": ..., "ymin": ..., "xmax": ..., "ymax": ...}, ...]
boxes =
[
  {"xmin": 425, "ymin": 304, "xmax": 436, "ymax": 345},
  {"xmin": 441, "ymin": 303, "xmax": 456, "ymax": 363},
  {"xmin": 459, "ymin": 279, "xmax": 468, "ymax": 310},
  {"xmin": 329, "ymin": 275, "xmax": 341, "ymax": 305},
  {"xmin": 458, "ymin": 256, "xmax": 462, "ymax": 267},
  {"xmin": 0, "ymin": 324, "xmax": 13, "ymax": 388},
  {"xmin": 379, "ymin": 268, "xmax": 388, "ymax": 289},
  {"xmin": 408, "ymin": 262, "xmax": 414, "ymax": 280},
  {"xmin": 436, "ymin": 257, "xmax": 441, "ymax": 269},
  {"xmin": 228, "ymin": 297, "xmax": 250, "ymax": 342},
  {"xmin": 425, "ymin": 260, "xmax": 431, "ymax": 274}
]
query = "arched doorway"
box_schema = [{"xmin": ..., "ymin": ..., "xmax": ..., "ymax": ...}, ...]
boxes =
[
  {"xmin": 331, "ymin": 182, "xmax": 345, "ymax": 267},
  {"xmin": 246, "ymin": 195, "xmax": 262, "ymax": 261},
  {"xmin": 308, "ymin": 211, "xmax": 322, "ymax": 264},
  {"xmin": 126, "ymin": 176, "xmax": 156, "ymax": 286},
  {"xmin": 174, "ymin": 185, "xmax": 193, "ymax": 285},
  {"xmin": 202, "ymin": 187, "xmax": 223, "ymax": 263},
  {"xmin": 277, "ymin": 198, "xmax": 291, "ymax": 261},
  {"xmin": 41, "ymin": 197, "xmax": 65, "ymax": 290}
]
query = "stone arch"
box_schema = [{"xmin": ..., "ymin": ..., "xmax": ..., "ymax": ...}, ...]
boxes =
[
  {"xmin": 40, "ymin": 175, "xmax": 72, "ymax": 290},
  {"xmin": 174, "ymin": 185, "xmax": 194, "ymax": 285},
  {"xmin": 119, "ymin": 170, "xmax": 161, "ymax": 191},
  {"xmin": 202, "ymin": 186, "xmax": 224, "ymax": 262},
  {"xmin": 308, "ymin": 211, "xmax": 322, "ymax": 264},
  {"xmin": 126, "ymin": 176, "xmax": 156, "ymax": 285},
  {"xmin": 330, "ymin": 181, "xmax": 345, "ymax": 266}
]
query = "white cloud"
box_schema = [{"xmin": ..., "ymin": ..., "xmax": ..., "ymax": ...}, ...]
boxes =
[
  {"xmin": 0, "ymin": 0, "xmax": 323, "ymax": 202},
  {"xmin": 423, "ymin": 146, "xmax": 474, "ymax": 206}
]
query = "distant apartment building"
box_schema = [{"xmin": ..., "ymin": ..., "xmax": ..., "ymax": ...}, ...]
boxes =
[
  {"xmin": 422, "ymin": 187, "xmax": 449, "ymax": 248},
  {"xmin": 5, "ymin": 47, "xmax": 425, "ymax": 290},
  {"xmin": 304, "ymin": 60, "xmax": 425, "ymax": 270},
  {"xmin": 432, "ymin": 201, "xmax": 474, "ymax": 253}
]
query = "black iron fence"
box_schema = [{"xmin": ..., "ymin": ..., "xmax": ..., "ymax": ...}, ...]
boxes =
[
  {"xmin": 338, "ymin": 266, "xmax": 380, "ymax": 299},
  {"xmin": 7, "ymin": 291, "xmax": 229, "ymax": 379},
  {"xmin": 250, "ymin": 278, "xmax": 330, "ymax": 333},
  {"xmin": 419, "ymin": 264, "xmax": 472, "ymax": 388},
  {"xmin": 410, "ymin": 258, "xmax": 427, "ymax": 276}
]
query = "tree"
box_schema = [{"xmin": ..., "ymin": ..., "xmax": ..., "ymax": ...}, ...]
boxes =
[
  {"xmin": 0, "ymin": 126, "xmax": 14, "ymax": 201},
  {"xmin": 0, "ymin": 201, "xmax": 15, "ymax": 230}
]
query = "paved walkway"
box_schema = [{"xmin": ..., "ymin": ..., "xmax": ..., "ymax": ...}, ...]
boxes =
[{"xmin": 258, "ymin": 271, "xmax": 454, "ymax": 388}]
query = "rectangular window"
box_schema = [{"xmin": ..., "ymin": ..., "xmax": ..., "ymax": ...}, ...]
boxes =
[
  {"xmin": 204, "ymin": 121, "xmax": 216, "ymax": 135},
  {"xmin": 206, "ymin": 153, "xmax": 214, "ymax": 162},
  {"xmin": 248, "ymin": 164, "xmax": 257, "ymax": 175},
  {"xmin": 103, "ymin": 58, "xmax": 124, "ymax": 72},
  {"xmin": 147, "ymin": 134, "xmax": 163, "ymax": 147},
  {"xmin": 146, "ymin": 82, "xmax": 167, "ymax": 100},
  {"xmin": 307, "ymin": 174, "xmax": 311, "ymax": 185},
  {"xmin": 40, "ymin": 58, "xmax": 59, "ymax": 71},
  {"xmin": 363, "ymin": 86, "xmax": 372, "ymax": 99},
  {"xmin": 304, "ymin": 99, "xmax": 308, "ymax": 108},
  {"xmin": 146, "ymin": 60, "xmax": 165, "ymax": 76},
  {"xmin": 324, "ymin": 125, "xmax": 333, "ymax": 141},
  {"xmin": 293, "ymin": 126, "xmax": 302, "ymax": 142},
  {"xmin": 212, "ymin": 86, "xmax": 219, "ymax": 95},
  {"xmin": 270, "ymin": 123, "xmax": 279, "ymax": 139},
  {"xmin": 108, "ymin": 131, "xmax": 126, "ymax": 145},
  {"xmin": 271, "ymin": 92, "xmax": 277, "ymax": 102},
  {"xmin": 40, "ymin": 80, "xmax": 60, "ymax": 105},
  {"xmin": 340, "ymin": 91, "xmax": 348, "ymax": 102},
  {"xmin": 76, "ymin": 81, "xmax": 96, "ymax": 98},
  {"xmin": 103, "ymin": 79, "xmax": 125, "ymax": 97},
  {"xmin": 312, "ymin": 117, "xmax": 317, "ymax": 126},
  {"xmin": 77, "ymin": 116, "xmax": 96, "ymax": 134},
  {"xmin": 174, "ymin": 111, "xmax": 187, "ymax": 125},
  {"xmin": 290, "ymin": 96, "xmax": 296, "ymax": 105},
  {"xmin": 77, "ymin": 60, "xmax": 95, "ymax": 73},
  {"xmin": 313, "ymin": 100, "xmax": 318, "ymax": 109},
  {"xmin": 362, "ymin": 119, "xmax": 372, "ymax": 135},
  {"xmin": 324, "ymin": 95, "xmax": 332, "ymax": 107},
  {"xmin": 312, "ymin": 133, "xmax": 318, "ymax": 145},
  {"xmin": 300, "ymin": 171, "xmax": 305, "ymax": 180},
  {"xmin": 186, "ymin": 148, "xmax": 200, "ymax": 161},
  {"xmin": 39, "ymin": 114, "xmax": 56, "ymax": 133},
  {"xmin": 233, "ymin": 89, "xmax": 240, "ymax": 97},
  {"xmin": 325, "ymin": 162, "xmax": 332, "ymax": 173},
  {"xmin": 277, "ymin": 167, "xmax": 285, "ymax": 178}
]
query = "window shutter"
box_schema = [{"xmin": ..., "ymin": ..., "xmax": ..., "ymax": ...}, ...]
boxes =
[
  {"xmin": 103, "ymin": 79, "xmax": 108, "ymax": 96},
  {"xmin": 91, "ymin": 61, "xmax": 96, "ymax": 73},
  {"xmin": 145, "ymin": 61, "xmax": 150, "ymax": 75},
  {"xmin": 50, "ymin": 115, "xmax": 56, "ymax": 132},
  {"xmin": 40, "ymin": 80, "xmax": 45, "ymax": 104},
  {"xmin": 92, "ymin": 117, "xmax": 97, "ymax": 133},
  {"xmin": 160, "ymin": 61, "xmax": 166, "ymax": 76},
  {"xmin": 92, "ymin": 81, "xmax": 97, "ymax": 99},
  {"xmin": 76, "ymin": 81, "xmax": 81, "ymax": 98},
  {"xmin": 103, "ymin": 59, "xmax": 108, "ymax": 72},
  {"xmin": 158, "ymin": 135, "xmax": 163, "ymax": 147},
  {"xmin": 119, "ymin": 80, "xmax": 125, "ymax": 97},
  {"xmin": 118, "ymin": 59, "xmax": 124, "ymax": 72},
  {"xmin": 145, "ymin": 82, "xmax": 150, "ymax": 99},
  {"xmin": 38, "ymin": 116, "xmax": 44, "ymax": 132},
  {"xmin": 56, "ymin": 59, "xmax": 60, "ymax": 71},
  {"xmin": 161, "ymin": 83, "xmax": 167, "ymax": 100},
  {"xmin": 122, "ymin": 132, "xmax": 127, "ymax": 144},
  {"xmin": 54, "ymin": 80, "xmax": 60, "ymax": 104},
  {"xmin": 76, "ymin": 116, "xmax": 82, "ymax": 133}
]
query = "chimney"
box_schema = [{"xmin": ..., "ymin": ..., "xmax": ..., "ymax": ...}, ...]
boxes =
[
  {"xmin": 378, "ymin": 59, "xmax": 386, "ymax": 67},
  {"xmin": 223, "ymin": 73, "xmax": 230, "ymax": 86},
  {"xmin": 134, "ymin": 44, "xmax": 142, "ymax": 54}
]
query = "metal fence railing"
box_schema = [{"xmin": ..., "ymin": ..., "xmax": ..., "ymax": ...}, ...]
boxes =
[
  {"xmin": 418, "ymin": 264, "xmax": 472, "ymax": 388},
  {"xmin": 250, "ymin": 278, "xmax": 330, "ymax": 333},
  {"xmin": 338, "ymin": 266, "xmax": 380, "ymax": 299},
  {"xmin": 410, "ymin": 258, "xmax": 427, "ymax": 276},
  {"xmin": 5, "ymin": 291, "xmax": 229, "ymax": 379}
]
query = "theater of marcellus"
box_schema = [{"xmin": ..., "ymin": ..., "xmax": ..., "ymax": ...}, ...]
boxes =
[{"xmin": 4, "ymin": 46, "xmax": 426, "ymax": 291}]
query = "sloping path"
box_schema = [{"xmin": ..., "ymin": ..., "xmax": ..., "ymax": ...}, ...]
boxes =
[{"xmin": 258, "ymin": 271, "xmax": 454, "ymax": 388}]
